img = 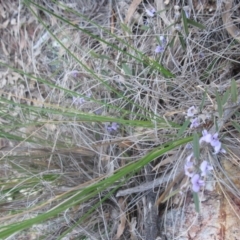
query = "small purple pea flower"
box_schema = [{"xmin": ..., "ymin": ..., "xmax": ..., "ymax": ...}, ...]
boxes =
[
  {"xmin": 72, "ymin": 93, "xmax": 91, "ymax": 107},
  {"xmin": 155, "ymin": 45, "xmax": 164, "ymax": 53},
  {"xmin": 187, "ymin": 106, "xmax": 197, "ymax": 117},
  {"xmin": 200, "ymin": 160, "xmax": 213, "ymax": 176},
  {"xmin": 199, "ymin": 130, "xmax": 224, "ymax": 154},
  {"xmin": 107, "ymin": 122, "xmax": 119, "ymax": 132},
  {"xmin": 190, "ymin": 117, "xmax": 200, "ymax": 128},
  {"xmin": 191, "ymin": 174, "xmax": 205, "ymax": 192},
  {"xmin": 146, "ymin": 8, "xmax": 156, "ymax": 17}
]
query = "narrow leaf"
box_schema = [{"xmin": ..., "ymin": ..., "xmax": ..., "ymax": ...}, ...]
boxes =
[
  {"xmin": 122, "ymin": 63, "xmax": 132, "ymax": 75},
  {"xmin": 231, "ymin": 79, "xmax": 238, "ymax": 103},
  {"xmin": 181, "ymin": 10, "xmax": 189, "ymax": 36},
  {"xmin": 222, "ymin": 88, "xmax": 230, "ymax": 106},
  {"xmin": 178, "ymin": 31, "xmax": 186, "ymax": 50},
  {"xmin": 199, "ymin": 90, "xmax": 207, "ymax": 111},
  {"xmin": 215, "ymin": 91, "xmax": 223, "ymax": 117},
  {"xmin": 231, "ymin": 121, "xmax": 240, "ymax": 133},
  {"xmin": 177, "ymin": 119, "xmax": 190, "ymax": 138},
  {"xmin": 187, "ymin": 19, "xmax": 205, "ymax": 30}
]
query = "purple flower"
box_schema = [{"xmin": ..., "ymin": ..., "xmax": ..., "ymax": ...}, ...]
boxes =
[
  {"xmin": 146, "ymin": 8, "xmax": 156, "ymax": 17},
  {"xmin": 199, "ymin": 130, "xmax": 224, "ymax": 154},
  {"xmin": 199, "ymin": 129, "xmax": 212, "ymax": 144},
  {"xmin": 155, "ymin": 36, "xmax": 166, "ymax": 54},
  {"xmin": 185, "ymin": 161, "xmax": 194, "ymax": 177},
  {"xmin": 159, "ymin": 36, "xmax": 167, "ymax": 45},
  {"xmin": 190, "ymin": 117, "xmax": 200, "ymax": 128},
  {"xmin": 70, "ymin": 70, "xmax": 79, "ymax": 78},
  {"xmin": 184, "ymin": 153, "xmax": 194, "ymax": 177},
  {"xmin": 155, "ymin": 45, "xmax": 164, "ymax": 53},
  {"xmin": 191, "ymin": 174, "xmax": 205, "ymax": 192},
  {"xmin": 107, "ymin": 122, "xmax": 119, "ymax": 132},
  {"xmin": 187, "ymin": 106, "xmax": 197, "ymax": 117},
  {"xmin": 72, "ymin": 93, "xmax": 91, "ymax": 107},
  {"xmin": 200, "ymin": 161, "xmax": 213, "ymax": 176},
  {"xmin": 72, "ymin": 96, "xmax": 85, "ymax": 105}
]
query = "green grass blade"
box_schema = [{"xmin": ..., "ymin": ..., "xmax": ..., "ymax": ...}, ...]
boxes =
[
  {"xmin": 215, "ymin": 91, "xmax": 223, "ymax": 118},
  {"xmin": 0, "ymin": 136, "xmax": 192, "ymax": 238},
  {"xmin": 181, "ymin": 10, "xmax": 189, "ymax": 36},
  {"xmin": 187, "ymin": 19, "xmax": 205, "ymax": 30},
  {"xmin": 231, "ymin": 79, "xmax": 238, "ymax": 103}
]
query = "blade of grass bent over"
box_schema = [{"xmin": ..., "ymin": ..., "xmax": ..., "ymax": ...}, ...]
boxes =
[{"xmin": 0, "ymin": 136, "xmax": 192, "ymax": 238}]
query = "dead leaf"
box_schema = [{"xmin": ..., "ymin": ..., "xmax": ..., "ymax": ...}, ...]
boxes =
[
  {"xmin": 115, "ymin": 197, "xmax": 127, "ymax": 239},
  {"xmin": 222, "ymin": 0, "xmax": 240, "ymax": 42},
  {"xmin": 124, "ymin": 0, "xmax": 142, "ymax": 24}
]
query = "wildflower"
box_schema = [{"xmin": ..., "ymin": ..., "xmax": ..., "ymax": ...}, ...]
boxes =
[
  {"xmin": 159, "ymin": 36, "xmax": 167, "ymax": 45},
  {"xmin": 199, "ymin": 129, "xmax": 212, "ymax": 144},
  {"xmin": 200, "ymin": 160, "xmax": 213, "ymax": 176},
  {"xmin": 72, "ymin": 93, "xmax": 91, "ymax": 107},
  {"xmin": 70, "ymin": 70, "xmax": 79, "ymax": 78},
  {"xmin": 190, "ymin": 117, "xmax": 200, "ymax": 128},
  {"xmin": 107, "ymin": 122, "xmax": 119, "ymax": 132},
  {"xmin": 72, "ymin": 96, "xmax": 85, "ymax": 105},
  {"xmin": 199, "ymin": 130, "xmax": 224, "ymax": 154},
  {"xmin": 191, "ymin": 174, "xmax": 205, "ymax": 192},
  {"xmin": 155, "ymin": 36, "xmax": 166, "ymax": 54},
  {"xmin": 155, "ymin": 45, "xmax": 164, "ymax": 53},
  {"xmin": 187, "ymin": 106, "xmax": 197, "ymax": 117},
  {"xmin": 184, "ymin": 153, "xmax": 194, "ymax": 177},
  {"xmin": 146, "ymin": 8, "xmax": 156, "ymax": 17},
  {"xmin": 185, "ymin": 161, "xmax": 194, "ymax": 177}
]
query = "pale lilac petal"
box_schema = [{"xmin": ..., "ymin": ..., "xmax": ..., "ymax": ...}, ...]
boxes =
[
  {"xmin": 200, "ymin": 161, "xmax": 213, "ymax": 176},
  {"xmin": 155, "ymin": 45, "xmax": 164, "ymax": 53},
  {"xmin": 221, "ymin": 148, "xmax": 226, "ymax": 154},
  {"xmin": 107, "ymin": 122, "xmax": 119, "ymax": 132},
  {"xmin": 187, "ymin": 106, "xmax": 197, "ymax": 117},
  {"xmin": 111, "ymin": 122, "xmax": 119, "ymax": 131},
  {"xmin": 186, "ymin": 152, "xmax": 193, "ymax": 162},
  {"xmin": 146, "ymin": 8, "xmax": 156, "ymax": 17},
  {"xmin": 202, "ymin": 129, "xmax": 208, "ymax": 136},
  {"xmin": 190, "ymin": 117, "xmax": 200, "ymax": 128},
  {"xmin": 213, "ymin": 143, "xmax": 222, "ymax": 154},
  {"xmin": 184, "ymin": 161, "xmax": 194, "ymax": 177},
  {"xmin": 159, "ymin": 35, "xmax": 166, "ymax": 44},
  {"xmin": 199, "ymin": 134, "xmax": 212, "ymax": 144},
  {"xmin": 212, "ymin": 133, "xmax": 219, "ymax": 140},
  {"xmin": 191, "ymin": 174, "xmax": 205, "ymax": 192}
]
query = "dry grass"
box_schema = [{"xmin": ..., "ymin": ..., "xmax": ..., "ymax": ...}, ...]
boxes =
[{"xmin": 0, "ymin": 0, "xmax": 240, "ymax": 239}]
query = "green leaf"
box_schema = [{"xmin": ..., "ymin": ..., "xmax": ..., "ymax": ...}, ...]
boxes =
[
  {"xmin": 0, "ymin": 136, "xmax": 193, "ymax": 238},
  {"xmin": 200, "ymin": 89, "xmax": 207, "ymax": 111},
  {"xmin": 181, "ymin": 10, "xmax": 189, "ymax": 36},
  {"xmin": 169, "ymin": 36, "xmax": 176, "ymax": 48},
  {"xmin": 215, "ymin": 91, "xmax": 223, "ymax": 117},
  {"xmin": 222, "ymin": 88, "xmax": 230, "ymax": 106},
  {"xmin": 122, "ymin": 63, "xmax": 132, "ymax": 76},
  {"xmin": 178, "ymin": 31, "xmax": 186, "ymax": 50},
  {"xmin": 140, "ymin": 25, "xmax": 150, "ymax": 31},
  {"xmin": 177, "ymin": 119, "xmax": 190, "ymax": 138},
  {"xmin": 193, "ymin": 133, "xmax": 200, "ymax": 160},
  {"xmin": 193, "ymin": 192, "xmax": 200, "ymax": 213},
  {"xmin": 90, "ymin": 51, "xmax": 110, "ymax": 60},
  {"xmin": 187, "ymin": 19, "xmax": 205, "ymax": 30},
  {"xmin": 231, "ymin": 79, "xmax": 238, "ymax": 103},
  {"xmin": 231, "ymin": 121, "xmax": 240, "ymax": 133}
]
